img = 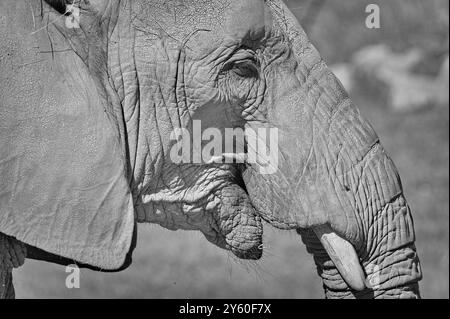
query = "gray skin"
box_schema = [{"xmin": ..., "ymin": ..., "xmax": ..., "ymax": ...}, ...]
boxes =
[{"xmin": 0, "ymin": 0, "xmax": 422, "ymax": 298}]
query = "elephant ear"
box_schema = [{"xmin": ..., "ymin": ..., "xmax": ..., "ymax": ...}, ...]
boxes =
[{"xmin": 0, "ymin": 0, "xmax": 134, "ymax": 270}]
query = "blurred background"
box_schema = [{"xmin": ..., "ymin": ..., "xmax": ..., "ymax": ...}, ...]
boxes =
[{"xmin": 14, "ymin": 0, "xmax": 449, "ymax": 298}]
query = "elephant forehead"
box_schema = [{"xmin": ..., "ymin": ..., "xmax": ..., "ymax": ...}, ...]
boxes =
[
  {"xmin": 131, "ymin": 0, "xmax": 270, "ymax": 47},
  {"xmin": 224, "ymin": 0, "xmax": 268, "ymax": 39}
]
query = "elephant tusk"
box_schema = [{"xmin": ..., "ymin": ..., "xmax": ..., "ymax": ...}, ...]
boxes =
[
  {"xmin": 207, "ymin": 153, "xmax": 248, "ymax": 164},
  {"xmin": 313, "ymin": 225, "xmax": 367, "ymax": 291}
]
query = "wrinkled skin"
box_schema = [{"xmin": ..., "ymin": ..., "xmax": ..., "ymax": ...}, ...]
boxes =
[{"xmin": 0, "ymin": 0, "xmax": 422, "ymax": 298}]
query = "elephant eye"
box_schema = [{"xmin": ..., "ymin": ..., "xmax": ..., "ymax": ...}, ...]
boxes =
[
  {"xmin": 230, "ymin": 59, "xmax": 260, "ymax": 78},
  {"xmin": 222, "ymin": 49, "xmax": 260, "ymax": 79},
  {"xmin": 218, "ymin": 49, "xmax": 261, "ymax": 103}
]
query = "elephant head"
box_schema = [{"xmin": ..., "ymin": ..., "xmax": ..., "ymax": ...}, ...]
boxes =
[{"xmin": 0, "ymin": 0, "xmax": 422, "ymax": 298}]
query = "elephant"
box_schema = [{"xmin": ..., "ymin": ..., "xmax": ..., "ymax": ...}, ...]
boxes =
[{"xmin": 0, "ymin": 0, "xmax": 422, "ymax": 299}]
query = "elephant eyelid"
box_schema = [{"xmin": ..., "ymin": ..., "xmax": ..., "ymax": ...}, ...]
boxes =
[
  {"xmin": 232, "ymin": 60, "xmax": 260, "ymax": 78},
  {"xmin": 221, "ymin": 51, "xmax": 260, "ymax": 78}
]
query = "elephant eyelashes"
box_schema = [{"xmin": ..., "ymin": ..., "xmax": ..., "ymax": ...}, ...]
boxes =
[
  {"xmin": 231, "ymin": 60, "xmax": 260, "ymax": 78},
  {"xmin": 222, "ymin": 49, "xmax": 260, "ymax": 79},
  {"xmin": 218, "ymin": 51, "xmax": 261, "ymax": 103}
]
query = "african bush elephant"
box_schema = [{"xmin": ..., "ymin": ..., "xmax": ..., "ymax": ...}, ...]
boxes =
[{"xmin": 0, "ymin": 0, "xmax": 422, "ymax": 299}]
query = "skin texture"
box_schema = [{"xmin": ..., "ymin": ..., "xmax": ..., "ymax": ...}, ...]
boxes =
[
  {"xmin": 0, "ymin": 234, "xmax": 26, "ymax": 299},
  {"xmin": 0, "ymin": 0, "xmax": 422, "ymax": 298}
]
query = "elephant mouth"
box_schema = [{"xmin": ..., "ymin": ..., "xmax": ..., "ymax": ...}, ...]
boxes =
[
  {"xmin": 224, "ymin": 210, "xmax": 264, "ymax": 260},
  {"xmin": 204, "ymin": 230, "xmax": 264, "ymax": 260},
  {"xmin": 206, "ymin": 206, "xmax": 264, "ymax": 261},
  {"xmin": 228, "ymin": 243, "xmax": 263, "ymax": 260},
  {"xmin": 219, "ymin": 224, "xmax": 264, "ymax": 260},
  {"xmin": 227, "ymin": 235, "xmax": 264, "ymax": 260}
]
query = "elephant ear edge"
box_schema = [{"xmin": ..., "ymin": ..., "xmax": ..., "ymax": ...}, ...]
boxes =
[{"xmin": 0, "ymin": 0, "xmax": 135, "ymax": 270}]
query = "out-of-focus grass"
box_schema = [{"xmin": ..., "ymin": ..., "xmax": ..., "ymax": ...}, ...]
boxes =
[
  {"xmin": 15, "ymin": 225, "xmax": 321, "ymax": 298},
  {"xmin": 13, "ymin": 0, "xmax": 449, "ymax": 299},
  {"xmin": 286, "ymin": 0, "xmax": 449, "ymax": 64}
]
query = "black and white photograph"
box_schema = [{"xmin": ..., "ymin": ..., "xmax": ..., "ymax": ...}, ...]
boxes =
[{"xmin": 0, "ymin": 0, "xmax": 448, "ymax": 301}]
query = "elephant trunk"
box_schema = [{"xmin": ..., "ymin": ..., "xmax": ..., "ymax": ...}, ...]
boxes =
[
  {"xmin": 300, "ymin": 231, "xmax": 421, "ymax": 299},
  {"xmin": 298, "ymin": 193, "xmax": 422, "ymax": 298},
  {"xmin": 244, "ymin": 48, "xmax": 423, "ymax": 297},
  {"xmin": 295, "ymin": 71, "xmax": 423, "ymax": 298}
]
